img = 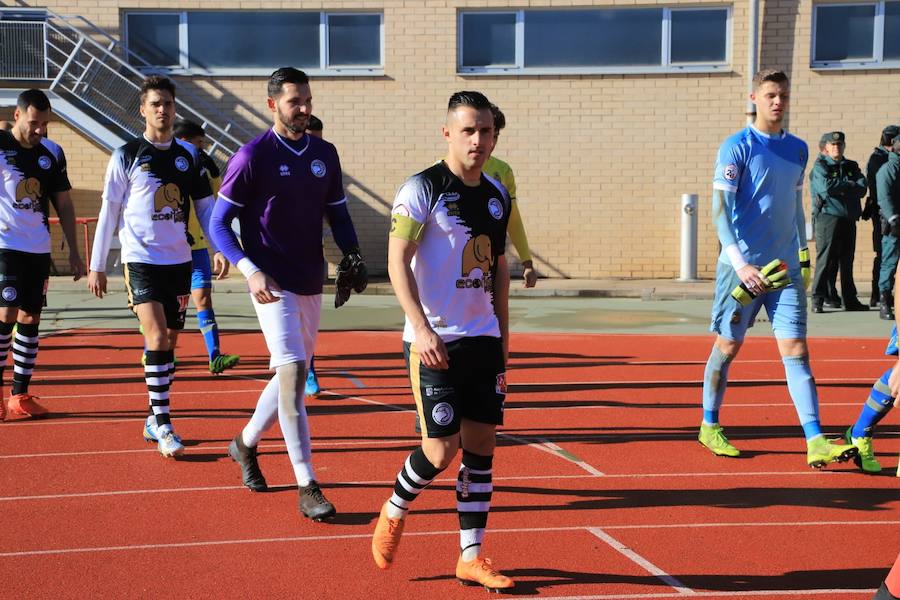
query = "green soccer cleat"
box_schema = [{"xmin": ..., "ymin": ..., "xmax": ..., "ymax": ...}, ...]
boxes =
[
  {"xmin": 209, "ymin": 353, "xmax": 240, "ymax": 375},
  {"xmin": 698, "ymin": 423, "xmax": 740, "ymax": 457},
  {"xmin": 806, "ymin": 436, "xmax": 858, "ymax": 469},
  {"xmin": 844, "ymin": 427, "xmax": 882, "ymax": 474}
]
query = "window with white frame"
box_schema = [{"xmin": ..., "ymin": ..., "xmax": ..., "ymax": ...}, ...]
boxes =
[
  {"xmin": 124, "ymin": 11, "xmax": 383, "ymax": 75},
  {"xmin": 458, "ymin": 7, "xmax": 730, "ymax": 74},
  {"xmin": 812, "ymin": 1, "xmax": 900, "ymax": 67}
]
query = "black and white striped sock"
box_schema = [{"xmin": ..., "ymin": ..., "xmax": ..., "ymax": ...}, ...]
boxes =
[
  {"xmin": 388, "ymin": 447, "xmax": 444, "ymax": 519},
  {"xmin": 457, "ymin": 450, "xmax": 494, "ymax": 561},
  {"xmin": 0, "ymin": 321, "xmax": 14, "ymax": 387},
  {"xmin": 11, "ymin": 322, "xmax": 40, "ymax": 396},
  {"xmin": 145, "ymin": 350, "xmax": 173, "ymax": 431}
]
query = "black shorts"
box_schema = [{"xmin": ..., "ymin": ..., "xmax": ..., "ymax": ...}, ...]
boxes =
[
  {"xmin": 404, "ymin": 336, "xmax": 506, "ymax": 438},
  {"xmin": 0, "ymin": 250, "xmax": 50, "ymax": 314},
  {"xmin": 124, "ymin": 262, "xmax": 192, "ymax": 330}
]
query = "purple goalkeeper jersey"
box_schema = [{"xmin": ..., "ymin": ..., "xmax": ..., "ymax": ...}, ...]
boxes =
[{"xmin": 217, "ymin": 129, "xmax": 347, "ymax": 295}]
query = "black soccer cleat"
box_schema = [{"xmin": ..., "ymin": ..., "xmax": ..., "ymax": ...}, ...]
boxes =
[
  {"xmin": 228, "ymin": 433, "xmax": 268, "ymax": 492},
  {"xmin": 299, "ymin": 481, "xmax": 336, "ymax": 521}
]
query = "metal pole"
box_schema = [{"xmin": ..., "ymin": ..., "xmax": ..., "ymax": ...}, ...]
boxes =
[
  {"xmin": 746, "ymin": 0, "xmax": 759, "ymax": 125},
  {"xmin": 680, "ymin": 194, "xmax": 699, "ymax": 281}
]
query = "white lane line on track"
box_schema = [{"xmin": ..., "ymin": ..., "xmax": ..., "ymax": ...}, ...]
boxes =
[
  {"xmin": 0, "ymin": 470, "xmax": 873, "ymax": 500},
  {"xmin": 529, "ymin": 437, "xmax": 605, "ymax": 476},
  {"xmin": 519, "ymin": 590, "xmax": 874, "ymax": 599},
  {"xmin": 1, "ymin": 521, "xmax": 897, "ymax": 558},
  {"xmin": 587, "ymin": 527, "xmax": 695, "ymax": 595}
]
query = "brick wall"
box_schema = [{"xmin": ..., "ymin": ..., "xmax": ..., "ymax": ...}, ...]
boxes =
[{"xmin": 2, "ymin": 0, "xmax": 895, "ymax": 283}]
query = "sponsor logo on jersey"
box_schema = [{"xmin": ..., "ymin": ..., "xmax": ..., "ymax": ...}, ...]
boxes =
[
  {"xmin": 311, "ymin": 159, "xmax": 326, "ymax": 178},
  {"xmin": 488, "ymin": 198, "xmax": 504, "ymax": 220},
  {"xmin": 438, "ymin": 192, "xmax": 460, "ymax": 204},
  {"xmin": 279, "ymin": 164, "xmax": 290, "ymax": 177},
  {"xmin": 1, "ymin": 286, "xmax": 16, "ymax": 302},
  {"xmin": 424, "ymin": 385, "xmax": 452, "ymax": 397},
  {"xmin": 431, "ymin": 402, "xmax": 454, "ymax": 426},
  {"xmin": 444, "ymin": 201, "xmax": 461, "ymax": 217},
  {"xmin": 154, "ymin": 183, "xmax": 183, "ymax": 212},
  {"xmin": 174, "ymin": 157, "xmax": 189, "ymax": 172},
  {"xmin": 14, "ymin": 177, "xmax": 40, "ymax": 210},
  {"xmin": 38, "ymin": 156, "xmax": 51, "ymax": 170},
  {"xmin": 457, "ymin": 234, "xmax": 494, "ymax": 292},
  {"xmin": 724, "ymin": 164, "xmax": 738, "ymax": 181}
]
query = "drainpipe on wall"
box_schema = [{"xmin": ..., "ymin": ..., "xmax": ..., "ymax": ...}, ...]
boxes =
[{"xmin": 746, "ymin": 0, "xmax": 759, "ymax": 125}]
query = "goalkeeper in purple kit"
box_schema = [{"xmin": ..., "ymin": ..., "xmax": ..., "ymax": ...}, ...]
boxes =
[
  {"xmin": 699, "ymin": 69, "xmax": 857, "ymax": 468},
  {"xmin": 210, "ymin": 67, "xmax": 366, "ymax": 520}
]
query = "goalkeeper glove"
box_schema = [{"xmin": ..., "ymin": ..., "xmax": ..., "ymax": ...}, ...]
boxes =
[
  {"xmin": 334, "ymin": 250, "xmax": 368, "ymax": 308},
  {"xmin": 731, "ymin": 259, "xmax": 791, "ymax": 306},
  {"xmin": 799, "ymin": 247, "xmax": 811, "ymax": 290}
]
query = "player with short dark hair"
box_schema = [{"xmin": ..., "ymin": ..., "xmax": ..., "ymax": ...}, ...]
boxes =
[
  {"xmin": 371, "ymin": 90, "xmax": 514, "ymax": 592},
  {"xmin": 0, "ymin": 89, "xmax": 86, "ymax": 420},
  {"xmin": 210, "ymin": 67, "xmax": 367, "ymax": 521},
  {"xmin": 699, "ymin": 69, "xmax": 857, "ymax": 468},
  {"xmin": 88, "ymin": 76, "xmax": 220, "ymax": 458},
  {"xmin": 172, "ymin": 119, "xmax": 239, "ymax": 375}
]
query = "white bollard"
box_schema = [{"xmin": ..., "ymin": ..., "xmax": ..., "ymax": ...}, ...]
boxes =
[{"xmin": 679, "ymin": 194, "xmax": 699, "ymax": 281}]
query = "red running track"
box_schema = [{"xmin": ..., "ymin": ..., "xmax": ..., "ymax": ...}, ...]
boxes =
[{"xmin": 1, "ymin": 329, "xmax": 897, "ymax": 599}]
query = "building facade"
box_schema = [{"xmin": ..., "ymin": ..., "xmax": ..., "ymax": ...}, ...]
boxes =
[{"xmin": 1, "ymin": 0, "xmax": 898, "ymax": 280}]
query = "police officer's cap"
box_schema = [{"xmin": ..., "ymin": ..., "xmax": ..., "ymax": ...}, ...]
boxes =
[
  {"xmin": 823, "ymin": 131, "xmax": 845, "ymax": 144},
  {"xmin": 883, "ymin": 125, "xmax": 900, "ymax": 138}
]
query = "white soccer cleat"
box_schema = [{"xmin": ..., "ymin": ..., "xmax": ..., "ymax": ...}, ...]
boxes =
[{"xmin": 157, "ymin": 430, "xmax": 185, "ymax": 458}]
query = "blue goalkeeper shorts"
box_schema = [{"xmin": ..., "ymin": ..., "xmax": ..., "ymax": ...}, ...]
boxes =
[{"xmin": 709, "ymin": 260, "xmax": 807, "ymax": 342}]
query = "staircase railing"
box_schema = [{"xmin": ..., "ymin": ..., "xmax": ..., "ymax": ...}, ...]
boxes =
[{"xmin": 0, "ymin": 10, "xmax": 248, "ymax": 166}]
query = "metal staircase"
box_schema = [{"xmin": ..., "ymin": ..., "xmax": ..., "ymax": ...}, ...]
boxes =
[{"xmin": 0, "ymin": 8, "xmax": 249, "ymax": 165}]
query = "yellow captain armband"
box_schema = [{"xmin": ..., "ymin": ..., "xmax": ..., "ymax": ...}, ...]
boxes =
[{"xmin": 389, "ymin": 213, "xmax": 425, "ymax": 242}]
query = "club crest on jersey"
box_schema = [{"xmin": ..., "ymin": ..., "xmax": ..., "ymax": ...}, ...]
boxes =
[
  {"xmin": 1, "ymin": 287, "xmax": 16, "ymax": 302},
  {"xmin": 310, "ymin": 159, "xmax": 326, "ymax": 178},
  {"xmin": 174, "ymin": 157, "xmax": 189, "ymax": 172},
  {"xmin": 38, "ymin": 156, "xmax": 51, "ymax": 170},
  {"xmin": 432, "ymin": 402, "xmax": 454, "ymax": 426},
  {"xmin": 724, "ymin": 164, "xmax": 738, "ymax": 181},
  {"xmin": 488, "ymin": 198, "xmax": 504, "ymax": 220}
]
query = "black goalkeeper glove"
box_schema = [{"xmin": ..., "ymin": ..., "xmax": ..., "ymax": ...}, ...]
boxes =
[{"xmin": 334, "ymin": 250, "xmax": 368, "ymax": 308}]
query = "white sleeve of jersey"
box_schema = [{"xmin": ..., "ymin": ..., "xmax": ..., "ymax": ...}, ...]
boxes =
[
  {"xmin": 392, "ymin": 176, "xmax": 430, "ymax": 225},
  {"xmin": 90, "ymin": 152, "xmax": 128, "ymax": 272}
]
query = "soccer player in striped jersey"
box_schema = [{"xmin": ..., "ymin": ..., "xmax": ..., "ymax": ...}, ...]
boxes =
[
  {"xmin": 371, "ymin": 91, "xmax": 514, "ymax": 592},
  {"xmin": 172, "ymin": 119, "xmax": 239, "ymax": 375},
  {"xmin": 0, "ymin": 89, "xmax": 86, "ymax": 420},
  {"xmin": 700, "ymin": 69, "xmax": 857, "ymax": 468},
  {"xmin": 88, "ymin": 76, "xmax": 221, "ymax": 458},
  {"xmin": 210, "ymin": 68, "xmax": 366, "ymax": 521}
]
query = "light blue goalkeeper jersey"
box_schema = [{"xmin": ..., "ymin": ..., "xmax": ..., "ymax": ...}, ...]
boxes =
[{"xmin": 713, "ymin": 125, "xmax": 809, "ymax": 271}]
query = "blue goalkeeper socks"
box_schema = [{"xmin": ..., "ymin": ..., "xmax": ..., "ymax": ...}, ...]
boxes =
[
  {"xmin": 851, "ymin": 367, "xmax": 896, "ymax": 438},
  {"xmin": 782, "ymin": 355, "xmax": 821, "ymax": 440},
  {"xmin": 702, "ymin": 345, "xmax": 733, "ymax": 424},
  {"xmin": 197, "ymin": 309, "xmax": 219, "ymax": 361}
]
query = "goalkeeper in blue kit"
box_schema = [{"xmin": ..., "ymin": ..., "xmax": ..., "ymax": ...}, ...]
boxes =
[{"xmin": 699, "ymin": 69, "xmax": 857, "ymax": 468}]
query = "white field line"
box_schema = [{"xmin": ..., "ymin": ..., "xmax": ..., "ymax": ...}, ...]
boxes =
[
  {"xmin": 588, "ymin": 527, "xmax": 695, "ymax": 595},
  {"xmin": 1, "ymin": 520, "xmax": 897, "ymax": 558},
  {"xmin": 0, "ymin": 470, "xmax": 879, "ymax": 501}
]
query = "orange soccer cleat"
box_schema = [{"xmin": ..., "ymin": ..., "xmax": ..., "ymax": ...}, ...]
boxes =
[
  {"xmin": 456, "ymin": 556, "xmax": 515, "ymax": 592},
  {"xmin": 371, "ymin": 502, "xmax": 405, "ymax": 569},
  {"xmin": 8, "ymin": 393, "xmax": 47, "ymax": 418}
]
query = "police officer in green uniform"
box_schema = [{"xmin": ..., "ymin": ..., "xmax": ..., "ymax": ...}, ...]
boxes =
[
  {"xmin": 863, "ymin": 125, "xmax": 899, "ymax": 308},
  {"xmin": 877, "ymin": 134, "xmax": 900, "ymax": 320},
  {"xmin": 810, "ymin": 131, "xmax": 868, "ymax": 313}
]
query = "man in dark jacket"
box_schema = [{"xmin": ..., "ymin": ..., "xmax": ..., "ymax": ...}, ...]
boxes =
[
  {"xmin": 810, "ymin": 131, "xmax": 868, "ymax": 313},
  {"xmin": 864, "ymin": 125, "xmax": 900, "ymax": 308},
  {"xmin": 877, "ymin": 134, "xmax": 900, "ymax": 320}
]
